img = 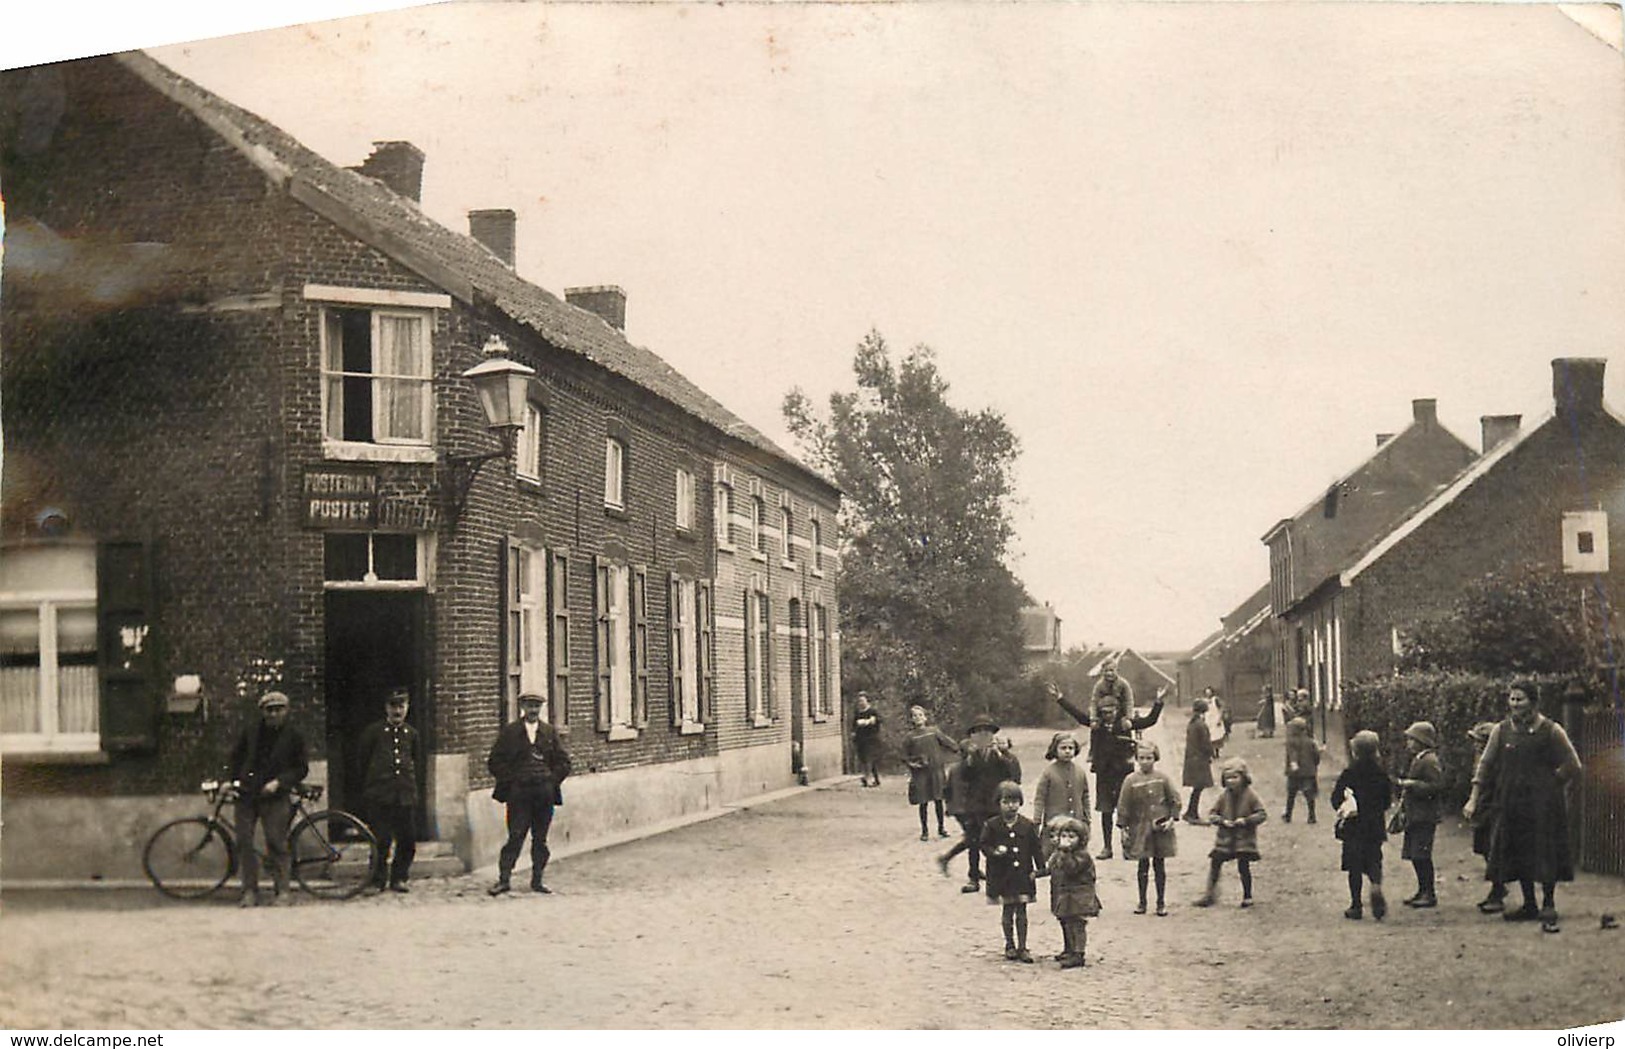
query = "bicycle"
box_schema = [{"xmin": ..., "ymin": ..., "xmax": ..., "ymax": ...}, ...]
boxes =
[{"xmin": 143, "ymin": 779, "xmax": 381, "ymax": 901}]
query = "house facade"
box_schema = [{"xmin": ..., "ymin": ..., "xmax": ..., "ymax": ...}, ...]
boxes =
[
  {"xmin": 0, "ymin": 53, "xmax": 842, "ymax": 881},
  {"xmin": 1178, "ymin": 583, "xmax": 1272, "ymax": 712},
  {"xmin": 1020, "ymin": 603, "xmax": 1063, "ymax": 664},
  {"xmin": 1327, "ymin": 359, "xmax": 1625, "ymax": 683},
  {"xmin": 1263, "ymin": 398, "xmax": 1477, "ymax": 708}
]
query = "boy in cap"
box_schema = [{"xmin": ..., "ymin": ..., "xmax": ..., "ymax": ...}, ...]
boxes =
[
  {"xmin": 357, "ymin": 687, "xmax": 423, "ymax": 892},
  {"xmin": 1396, "ymin": 721, "xmax": 1443, "ymax": 908},
  {"xmin": 938, "ymin": 713, "xmax": 1019, "ymax": 892},
  {"xmin": 487, "ymin": 692, "xmax": 573, "ymax": 895},
  {"xmin": 227, "ymin": 689, "xmax": 309, "ymax": 907}
]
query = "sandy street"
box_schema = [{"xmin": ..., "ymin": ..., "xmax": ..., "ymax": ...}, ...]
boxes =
[{"xmin": 3, "ymin": 715, "xmax": 1622, "ymax": 1030}]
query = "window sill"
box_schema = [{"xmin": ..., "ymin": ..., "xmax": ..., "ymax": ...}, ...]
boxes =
[
  {"xmin": 810, "ymin": 567, "xmax": 826, "ymax": 579},
  {"xmin": 0, "ymin": 745, "xmax": 110, "ymax": 765},
  {"xmin": 749, "ymin": 551, "xmax": 769, "ymax": 564},
  {"xmin": 678, "ymin": 721, "xmax": 706, "ymax": 736},
  {"xmin": 812, "ymin": 713, "xmax": 829, "ymax": 724},
  {"xmin": 717, "ymin": 541, "xmax": 737, "ymax": 556},
  {"xmin": 604, "ymin": 505, "xmax": 630, "ymax": 522},
  {"xmin": 516, "ymin": 475, "xmax": 545, "ymax": 494},
  {"xmin": 323, "ymin": 440, "xmax": 436, "ymax": 464},
  {"xmin": 751, "ymin": 715, "xmax": 773, "ymax": 729},
  {"xmin": 780, "ymin": 559, "xmax": 797, "ymax": 571},
  {"xmin": 607, "ymin": 724, "xmax": 639, "ymax": 742},
  {"xmin": 674, "ymin": 526, "xmax": 697, "ymax": 543}
]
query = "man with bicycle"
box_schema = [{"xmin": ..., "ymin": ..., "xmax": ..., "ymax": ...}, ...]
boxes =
[
  {"xmin": 228, "ymin": 689, "xmax": 309, "ymax": 907},
  {"xmin": 487, "ymin": 692, "xmax": 572, "ymax": 896}
]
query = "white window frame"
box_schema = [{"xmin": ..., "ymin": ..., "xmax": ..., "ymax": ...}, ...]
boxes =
[
  {"xmin": 750, "ymin": 496, "xmax": 768, "ymax": 561},
  {"xmin": 320, "ymin": 307, "xmax": 434, "ymax": 453},
  {"xmin": 814, "ymin": 602, "xmax": 833, "ymax": 718},
  {"xmin": 715, "ymin": 483, "xmax": 735, "ymax": 550},
  {"xmin": 671, "ymin": 577, "xmax": 703, "ymax": 732},
  {"xmin": 675, "ymin": 469, "xmax": 696, "ymax": 532},
  {"xmin": 322, "ymin": 533, "xmax": 433, "ymax": 590},
  {"xmin": 600, "ymin": 563, "xmax": 634, "ymax": 732},
  {"xmin": 1, "ymin": 545, "xmax": 101, "ymax": 756},
  {"xmin": 749, "ymin": 590, "xmax": 772, "ymax": 725},
  {"xmin": 604, "ymin": 437, "xmax": 627, "ymax": 510},
  {"xmin": 811, "ymin": 518, "xmax": 825, "ymax": 575},
  {"xmin": 516, "ymin": 402, "xmax": 544, "ymax": 483},
  {"xmin": 506, "ymin": 543, "xmax": 548, "ymax": 722},
  {"xmin": 780, "ymin": 507, "xmax": 794, "ymax": 565}
]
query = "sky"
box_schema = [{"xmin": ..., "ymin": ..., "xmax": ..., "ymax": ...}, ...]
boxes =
[{"xmin": 7, "ymin": 1, "xmax": 1625, "ymax": 653}]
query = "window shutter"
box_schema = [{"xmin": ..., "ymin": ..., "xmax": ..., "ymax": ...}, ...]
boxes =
[
  {"xmin": 594, "ymin": 555, "xmax": 611, "ymax": 731},
  {"xmin": 501, "ymin": 536, "xmax": 521, "ymax": 723},
  {"xmin": 550, "ymin": 548, "xmax": 571, "ymax": 727},
  {"xmin": 96, "ymin": 540, "xmax": 157, "ymax": 751},
  {"xmin": 633, "ymin": 564, "xmax": 650, "ymax": 729},
  {"xmin": 698, "ymin": 580, "xmax": 715, "ymax": 723},
  {"xmin": 668, "ymin": 573, "xmax": 683, "ymax": 727}
]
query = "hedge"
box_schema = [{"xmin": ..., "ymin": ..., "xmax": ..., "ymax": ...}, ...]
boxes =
[{"xmin": 1340, "ymin": 671, "xmax": 1573, "ymax": 808}]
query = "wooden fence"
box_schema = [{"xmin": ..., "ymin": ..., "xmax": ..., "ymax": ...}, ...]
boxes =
[{"xmin": 1574, "ymin": 706, "xmax": 1625, "ymax": 877}]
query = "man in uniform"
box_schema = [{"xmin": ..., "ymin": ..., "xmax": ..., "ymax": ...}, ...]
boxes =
[{"xmin": 357, "ymin": 686, "xmax": 422, "ymax": 892}]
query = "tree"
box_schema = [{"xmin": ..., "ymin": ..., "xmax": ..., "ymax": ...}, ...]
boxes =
[
  {"xmin": 784, "ymin": 330, "xmax": 1031, "ymax": 751},
  {"xmin": 1397, "ymin": 564, "xmax": 1618, "ymax": 677}
]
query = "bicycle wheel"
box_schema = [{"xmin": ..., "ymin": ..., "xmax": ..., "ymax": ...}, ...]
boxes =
[
  {"xmin": 143, "ymin": 817, "xmax": 235, "ymax": 899},
  {"xmin": 290, "ymin": 810, "xmax": 380, "ymax": 899}
]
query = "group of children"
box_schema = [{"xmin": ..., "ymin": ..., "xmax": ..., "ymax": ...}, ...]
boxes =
[{"xmin": 935, "ymin": 708, "xmax": 1451, "ymax": 967}]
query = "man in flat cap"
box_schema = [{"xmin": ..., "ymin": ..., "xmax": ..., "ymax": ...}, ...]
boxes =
[
  {"xmin": 227, "ymin": 689, "xmax": 309, "ymax": 907},
  {"xmin": 487, "ymin": 693, "xmax": 573, "ymax": 896}
]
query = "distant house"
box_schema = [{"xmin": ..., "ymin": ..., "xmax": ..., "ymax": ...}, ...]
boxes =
[
  {"xmin": 1020, "ymin": 603, "xmax": 1063, "ymax": 662},
  {"xmin": 1311, "ymin": 359, "xmax": 1625, "ymax": 684},
  {"xmin": 1264, "ymin": 397, "xmax": 1477, "ymax": 707},
  {"xmin": 1087, "ymin": 648, "xmax": 1176, "ymax": 709},
  {"xmin": 1178, "ymin": 583, "xmax": 1272, "ymax": 710}
]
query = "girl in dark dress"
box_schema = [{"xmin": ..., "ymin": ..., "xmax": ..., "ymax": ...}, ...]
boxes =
[
  {"xmin": 1195, "ymin": 756, "xmax": 1267, "ymax": 908},
  {"xmin": 1331, "ymin": 729, "xmax": 1393, "ymax": 920},
  {"xmin": 903, "ymin": 705, "xmax": 960, "ymax": 841},
  {"xmin": 980, "ymin": 781, "xmax": 1044, "ymax": 962}
]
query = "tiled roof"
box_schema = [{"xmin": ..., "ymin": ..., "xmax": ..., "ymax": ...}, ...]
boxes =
[{"xmin": 116, "ymin": 52, "xmax": 834, "ymax": 494}]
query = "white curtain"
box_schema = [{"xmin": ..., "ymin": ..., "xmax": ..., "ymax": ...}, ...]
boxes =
[{"xmin": 375, "ymin": 314, "xmax": 427, "ymax": 440}]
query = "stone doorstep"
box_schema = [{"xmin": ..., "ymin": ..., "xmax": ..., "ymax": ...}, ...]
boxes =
[{"xmin": 2, "ymin": 775, "xmax": 860, "ymax": 892}]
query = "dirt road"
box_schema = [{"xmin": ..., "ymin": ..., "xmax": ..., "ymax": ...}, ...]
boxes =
[{"xmin": 3, "ymin": 715, "xmax": 1622, "ymax": 1029}]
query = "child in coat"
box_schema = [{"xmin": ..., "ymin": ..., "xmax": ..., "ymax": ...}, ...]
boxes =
[
  {"xmin": 1118, "ymin": 741, "xmax": 1180, "ymax": 916},
  {"xmin": 1044, "ymin": 815, "xmax": 1100, "ymax": 969},
  {"xmin": 1331, "ymin": 729, "xmax": 1394, "ymax": 920},
  {"xmin": 1195, "ymin": 756, "xmax": 1267, "ymax": 908},
  {"xmin": 980, "ymin": 780, "xmax": 1044, "ymax": 962},
  {"xmin": 1032, "ymin": 732, "xmax": 1091, "ymax": 855},
  {"xmin": 1283, "ymin": 716, "xmax": 1323, "ymax": 823},
  {"xmin": 903, "ymin": 705, "xmax": 961, "ymax": 841},
  {"xmin": 1397, "ymin": 721, "xmax": 1444, "ymax": 908}
]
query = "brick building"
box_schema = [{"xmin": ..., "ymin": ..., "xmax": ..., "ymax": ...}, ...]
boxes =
[
  {"xmin": 1322, "ymin": 358, "xmax": 1625, "ymax": 683},
  {"xmin": 0, "ymin": 52, "xmax": 842, "ymax": 880},
  {"xmin": 1178, "ymin": 582, "xmax": 1272, "ymax": 713},
  {"xmin": 1263, "ymin": 397, "xmax": 1477, "ymax": 707}
]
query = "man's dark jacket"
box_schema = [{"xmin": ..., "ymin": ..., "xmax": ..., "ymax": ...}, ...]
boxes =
[{"xmin": 487, "ymin": 718, "xmax": 573, "ymax": 805}]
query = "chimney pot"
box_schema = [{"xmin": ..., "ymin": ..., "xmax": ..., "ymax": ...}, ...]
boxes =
[
  {"xmin": 1552, "ymin": 358, "xmax": 1607, "ymax": 418},
  {"xmin": 353, "ymin": 141, "xmax": 424, "ymax": 203},
  {"xmin": 566, "ymin": 285, "xmax": 627, "ymax": 331},
  {"xmin": 1480, "ymin": 414, "xmax": 1522, "ymax": 455},
  {"xmin": 469, "ymin": 209, "xmax": 517, "ymax": 268},
  {"xmin": 1411, "ymin": 399, "xmax": 1438, "ymax": 427}
]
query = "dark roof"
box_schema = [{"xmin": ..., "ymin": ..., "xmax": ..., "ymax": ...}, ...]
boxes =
[
  {"xmin": 117, "ymin": 52, "xmax": 834, "ymax": 495},
  {"xmin": 1263, "ymin": 414, "xmax": 1474, "ymax": 613},
  {"xmin": 1220, "ymin": 582, "xmax": 1272, "ymax": 636}
]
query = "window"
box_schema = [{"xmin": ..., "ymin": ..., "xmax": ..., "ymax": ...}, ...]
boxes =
[
  {"xmin": 715, "ymin": 483, "xmax": 735, "ymax": 548},
  {"xmin": 516, "ymin": 402, "xmax": 544, "ymax": 483},
  {"xmin": 669, "ymin": 576, "xmax": 701, "ymax": 729},
  {"xmin": 745, "ymin": 590, "xmax": 772, "ymax": 723},
  {"xmin": 780, "ymin": 507, "xmax": 794, "ymax": 564},
  {"xmin": 504, "ymin": 541, "xmax": 547, "ymax": 722},
  {"xmin": 549, "ymin": 549, "xmax": 572, "ymax": 726},
  {"xmin": 751, "ymin": 497, "xmax": 767, "ymax": 558},
  {"xmin": 814, "ymin": 602, "xmax": 833, "ymax": 716},
  {"xmin": 322, "ymin": 308, "xmax": 431, "ymax": 445},
  {"xmin": 323, "ymin": 533, "xmax": 424, "ymax": 585},
  {"xmin": 1563, "ymin": 510, "xmax": 1609, "ymax": 574},
  {"xmin": 604, "ymin": 437, "xmax": 627, "ymax": 510},
  {"xmin": 1, "ymin": 547, "xmax": 99, "ymax": 754},
  {"xmin": 811, "ymin": 518, "xmax": 824, "ymax": 572},
  {"xmin": 594, "ymin": 559, "xmax": 647, "ymax": 736},
  {"xmin": 675, "ymin": 469, "xmax": 695, "ymax": 532}
]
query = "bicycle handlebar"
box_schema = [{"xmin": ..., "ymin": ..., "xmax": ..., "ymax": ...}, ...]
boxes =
[{"xmin": 201, "ymin": 780, "xmax": 323, "ymax": 803}]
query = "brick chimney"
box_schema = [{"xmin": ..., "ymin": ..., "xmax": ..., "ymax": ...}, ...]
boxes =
[
  {"xmin": 352, "ymin": 141, "xmax": 424, "ymax": 202},
  {"xmin": 1480, "ymin": 414, "xmax": 1522, "ymax": 454},
  {"xmin": 1552, "ymin": 358, "xmax": 1607, "ymax": 419},
  {"xmin": 469, "ymin": 209, "xmax": 517, "ymax": 268},
  {"xmin": 1375, "ymin": 433, "xmax": 1395, "ymax": 447},
  {"xmin": 1412, "ymin": 399, "xmax": 1438, "ymax": 428},
  {"xmin": 566, "ymin": 286, "xmax": 627, "ymax": 331}
]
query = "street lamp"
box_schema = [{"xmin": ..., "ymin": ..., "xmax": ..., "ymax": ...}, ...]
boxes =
[{"xmin": 442, "ymin": 336, "xmax": 536, "ymax": 527}]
